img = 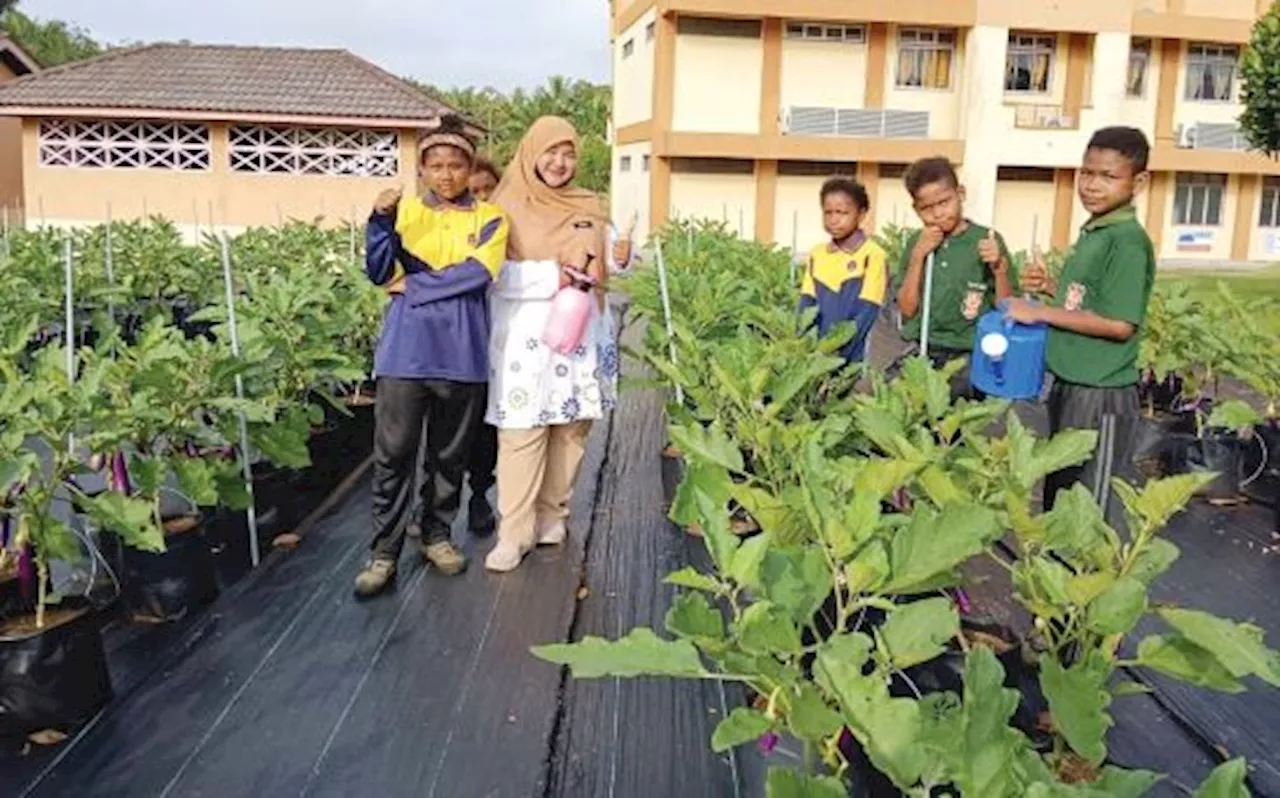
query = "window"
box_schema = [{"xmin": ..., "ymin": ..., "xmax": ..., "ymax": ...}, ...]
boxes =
[
  {"xmin": 784, "ymin": 22, "xmax": 867, "ymax": 44},
  {"xmin": 1259, "ymin": 178, "xmax": 1280, "ymax": 228},
  {"xmin": 38, "ymin": 119, "xmax": 211, "ymax": 170},
  {"xmin": 622, "ymin": 38, "xmax": 635, "ymax": 58},
  {"xmin": 228, "ymin": 126, "xmax": 399, "ymax": 176},
  {"xmin": 777, "ymin": 161, "xmax": 857, "ymax": 177},
  {"xmin": 1005, "ymin": 33, "xmax": 1055, "ymax": 93},
  {"xmin": 1185, "ymin": 43, "xmax": 1238, "ymax": 101},
  {"xmin": 1127, "ymin": 39, "xmax": 1151, "ymax": 97},
  {"xmin": 896, "ymin": 28, "xmax": 956, "ymax": 89},
  {"xmin": 1173, "ymin": 173, "xmax": 1226, "ymax": 226},
  {"xmin": 642, "ymin": 155, "xmax": 651, "ymax": 172},
  {"xmin": 646, "ymin": 22, "xmax": 655, "ymax": 42},
  {"xmin": 677, "ymin": 18, "xmax": 761, "ymax": 38},
  {"xmin": 620, "ymin": 155, "xmax": 633, "ymax": 172}
]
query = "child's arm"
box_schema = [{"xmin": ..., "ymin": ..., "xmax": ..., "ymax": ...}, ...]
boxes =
[
  {"xmin": 846, "ymin": 248, "xmax": 888, "ymax": 361},
  {"xmin": 896, "ymin": 227, "xmax": 944, "ymax": 319},
  {"xmin": 364, "ymin": 189, "xmax": 404, "ymax": 286},
  {"xmin": 405, "ymin": 215, "xmax": 510, "ymax": 304},
  {"xmin": 977, "ymin": 229, "xmax": 1015, "ymax": 301},
  {"xmin": 1005, "ymin": 240, "xmax": 1149, "ymax": 341},
  {"xmin": 798, "ymin": 255, "xmax": 818, "ymax": 324}
]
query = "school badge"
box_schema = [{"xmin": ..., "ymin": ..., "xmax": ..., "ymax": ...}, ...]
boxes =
[
  {"xmin": 1064, "ymin": 282, "xmax": 1087, "ymax": 311},
  {"xmin": 961, "ymin": 284, "xmax": 984, "ymax": 320}
]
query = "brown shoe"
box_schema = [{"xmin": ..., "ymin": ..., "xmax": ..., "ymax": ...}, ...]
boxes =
[
  {"xmin": 354, "ymin": 558, "xmax": 397, "ymax": 598},
  {"xmin": 421, "ymin": 540, "xmax": 468, "ymax": 575}
]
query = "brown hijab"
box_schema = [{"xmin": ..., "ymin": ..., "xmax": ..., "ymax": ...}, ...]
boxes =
[{"xmin": 492, "ymin": 116, "xmax": 609, "ymax": 271}]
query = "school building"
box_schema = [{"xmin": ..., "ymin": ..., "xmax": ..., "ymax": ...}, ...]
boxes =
[
  {"xmin": 608, "ymin": 0, "xmax": 1280, "ymax": 264},
  {"xmin": 0, "ymin": 42, "xmax": 471, "ymax": 238}
]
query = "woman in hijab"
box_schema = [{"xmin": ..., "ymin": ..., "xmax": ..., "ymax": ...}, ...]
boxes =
[{"xmin": 484, "ymin": 116, "xmax": 619, "ymax": 573}]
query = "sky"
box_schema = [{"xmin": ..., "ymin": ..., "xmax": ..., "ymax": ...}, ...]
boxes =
[{"xmin": 16, "ymin": 0, "xmax": 611, "ymax": 90}]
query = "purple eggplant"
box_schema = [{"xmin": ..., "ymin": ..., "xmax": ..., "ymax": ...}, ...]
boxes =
[
  {"xmin": 17, "ymin": 543, "xmax": 34, "ymax": 599},
  {"xmin": 1, "ymin": 515, "xmax": 10, "ymax": 548},
  {"xmin": 110, "ymin": 450, "xmax": 133, "ymax": 495}
]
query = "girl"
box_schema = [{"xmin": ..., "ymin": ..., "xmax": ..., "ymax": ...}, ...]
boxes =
[
  {"xmin": 484, "ymin": 117, "xmax": 619, "ymax": 573},
  {"xmin": 354, "ymin": 115, "xmax": 509, "ymax": 597}
]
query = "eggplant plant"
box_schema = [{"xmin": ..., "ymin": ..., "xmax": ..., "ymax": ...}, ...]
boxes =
[{"xmin": 0, "ymin": 329, "xmax": 163, "ymax": 629}]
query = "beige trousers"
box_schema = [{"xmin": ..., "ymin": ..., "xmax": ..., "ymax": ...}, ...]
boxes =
[{"xmin": 496, "ymin": 421, "xmax": 593, "ymax": 549}]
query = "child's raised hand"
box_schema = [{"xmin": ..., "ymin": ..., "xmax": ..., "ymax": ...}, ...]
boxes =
[
  {"xmin": 977, "ymin": 228, "xmax": 1004, "ymax": 272},
  {"xmin": 1003, "ymin": 297, "xmax": 1044, "ymax": 324},
  {"xmin": 373, "ymin": 187, "xmax": 402, "ymax": 215},
  {"xmin": 1019, "ymin": 247, "xmax": 1052, "ymax": 294},
  {"xmin": 912, "ymin": 226, "xmax": 945, "ymax": 262}
]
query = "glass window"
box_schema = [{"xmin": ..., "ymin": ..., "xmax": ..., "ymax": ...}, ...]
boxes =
[
  {"xmin": 622, "ymin": 39, "xmax": 634, "ymax": 58},
  {"xmin": 1259, "ymin": 178, "xmax": 1280, "ymax": 227},
  {"xmin": 620, "ymin": 155, "xmax": 632, "ymax": 172},
  {"xmin": 1185, "ymin": 43, "xmax": 1238, "ymax": 102},
  {"xmin": 896, "ymin": 28, "xmax": 956, "ymax": 90},
  {"xmin": 1173, "ymin": 173, "xmax": 1226, "ymax": 226},
  {"xmin": 1127, "ymin": 39, "xmax": 1150, "ymax": 97},
  {"xmin": 1005, "ymin": 33, "xmax": 1055, "ymax": 93}
]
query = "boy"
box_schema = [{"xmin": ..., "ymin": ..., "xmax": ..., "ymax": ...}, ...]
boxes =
[
  {"xmin": 1005, "ymin": 126, "xmax": 1156, "ymax": 512},
  {"xmin": 469, "ymin": 156, "xmax": 501, "ymax": 201},
  {"xmin": 800, "ymin": 177, "xmax": 888, "ymax": 366},
  {"xmin": 895, "ymin": 157, "xmax": 1014, "ymax": 398},
  {"xmin": 355, "ymin": 115, "xmax": 509, "ymax": 598}
]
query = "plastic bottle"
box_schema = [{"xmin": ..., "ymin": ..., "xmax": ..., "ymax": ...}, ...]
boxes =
[{"xmin": 542, "ymin": 267, "xmax": 597, "ymax": 355}]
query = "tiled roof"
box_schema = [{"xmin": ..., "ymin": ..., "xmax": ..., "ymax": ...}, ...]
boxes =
[{"xmin": 0, "ymin": 43, "xmax": 456, "ymax": 124}]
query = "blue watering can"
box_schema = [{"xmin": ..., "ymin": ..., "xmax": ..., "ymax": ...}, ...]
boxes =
[{"xmin": 969, "ymin": 300, "xmax": 1047, "ymax": 400}]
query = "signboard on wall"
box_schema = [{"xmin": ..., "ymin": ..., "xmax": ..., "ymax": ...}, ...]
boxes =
[
  {"xmin": 1175, "ymin": 229, "xmax": 1215, "ymax": 253},
  {"xmin": 1264, "ymin": 231, "xmax": 1280, "ymax": 257}
]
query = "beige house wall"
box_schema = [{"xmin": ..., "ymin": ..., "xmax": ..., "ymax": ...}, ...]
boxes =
[
  {"xmin": 614, "ymin": 9, "xmax": 658, "ymax": 128},
  {"xmin": 672, "ymin": 31, "xmax": 763, "ymax": 134},
  {"xmin": 670, "ymin": 169, "xmax": 757, "ymax": 238},
  {"xmin": 19, "ymin": 119, "xmax": 419, "ymax": 239}
]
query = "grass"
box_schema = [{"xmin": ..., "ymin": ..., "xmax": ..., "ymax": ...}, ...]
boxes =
[{"xmin": 1158, "ymin": 264, "xmax": 1280, "ymax": 304}]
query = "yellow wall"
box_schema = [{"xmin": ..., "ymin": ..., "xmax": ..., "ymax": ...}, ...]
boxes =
[
  {"xmin": 774, "ymin": 174, "xmax": 829, "ymax": 250},
  {"xmin": 614, "ymin": 9, "xmax": 657, "ymax": 128},
  {"xmin": 877, "ymin": 175, "xmax": 915, "ymax": 232},
  {"xmin": 0, "ymin": 118, "xmax": 23, "ymax": 218},
  {"xmin": 780, "ymin": 38, "xmax": 867, "ymax": 110},
  {"xmin": 670, "ymin": 169, "xmax": 757, "ymax": 238},
  {"xmin": 1118, "ymin": 37, "xmax": 1161, "ymax": 132},
  {"xmin": 672, "ymin": 31, "xmax": 763, "ymax": 134},
  {"xmin": 21, "ymin": 119, "xmax": 419, "ymax": 240},
  {"xmin": 1181, "ymin": 0, "xmax": 1257, "ymax": 19},
  {"xmin": 993, "ymin": 178, "xmax": 1056, "ymax": 253},
  {"xmin": 611, "ymin": 142, "xmax": 653, "ymax": 242}
]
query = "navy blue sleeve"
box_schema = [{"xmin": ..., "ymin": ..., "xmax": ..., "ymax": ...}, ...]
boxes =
[
  {"xmin": 844, "ymin": 297, "xmax": 881, "ymax": 363},
  {"xmin": 364, "ymin": 211, "xmax": 402, "ymax": 286},
  {"xmin": 403, "ymin": 260, "xmax": 494, "ymax": 304}
]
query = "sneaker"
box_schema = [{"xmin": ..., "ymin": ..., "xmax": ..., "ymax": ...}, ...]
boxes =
[
  {"xmin": 468, "ymin": 495, "xmax": 496, "ymax": 537},
  {"xmin": 484, "ymin": 540, "xmax": 528, "ymax": 573},
  {"xmin": 354, "ymin": 558, "xmax": 397, "ymax": 598},
  {"xmin": 536, "ymin": 518, "xmax": 567, "ymax": 546},
  {"xmin": 421, "ymin": 540, "xmax": 467, "ymax": 575}
]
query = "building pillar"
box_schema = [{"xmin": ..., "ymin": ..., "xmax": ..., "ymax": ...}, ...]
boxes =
[
  {"xmin": 649, "ymin": 11, "xmax": 676, "ymax": 231},
  {"xmin": 1051, "ymin": 168, "xmax": 1076, "ymax": 250},
  {"xmin": 753, "ymin": 18, "xmax": 783, "ymax": 243},
  {"xmin": 755, "ymin": 160, "xmax": 778, "ymax": 242},
  {"xmin": 857, "ymin": 162, "xmax": 881, "ymax": 232},
  {"xmin": 1146, "ymin": 172, "xmax": 1171, "ymax": 253},
  {"xmin": 1063, "ymin": 34, "xmax": 1089, "ymax": 123},
  {"xmin": 866, "ymin": 23, "xmax": 889, "ymax": 109},
  {"xmin": 1232, "ymin": 174, "xmax": 1260, "ymax": 261},
  {"xmin": 958, "ymin": 25, "xmax": 1009, "ymax": 227},
  {"xmin": 1154, "ymin": 39, "xmax": 1182, "ymax": 147}
]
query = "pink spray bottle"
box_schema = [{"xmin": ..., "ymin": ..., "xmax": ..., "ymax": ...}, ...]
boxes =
[{"xmin": 542, "ymin": 266, "xmax": 598, "ymax": 356}]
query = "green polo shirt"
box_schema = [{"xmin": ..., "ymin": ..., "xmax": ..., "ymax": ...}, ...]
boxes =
[
  {"xmin": 897, "ymin": 221, "xmax": 1013, "ymax": 352},
  {"xmin": 1045, "ymin": 205, "xmax": 1156, "ymax": 388}
]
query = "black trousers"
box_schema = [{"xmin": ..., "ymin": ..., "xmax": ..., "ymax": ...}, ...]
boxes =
[
  {"xmin": 1044, "ymin": 380, "xmax": 1142, "ymax": 533},
  {"xmin": 371, "ymin": 377, "xmax": 486, "ymax": 558},
  {"xmin": 468, "ymin": 418, "xmax": 498, "ymax": 496}
]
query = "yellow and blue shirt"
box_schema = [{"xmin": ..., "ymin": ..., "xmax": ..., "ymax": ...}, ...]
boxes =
[
  {"xmin": 799, "ymin": 232, "xmax": 889, "ymax": 363},
  {"xmin": 365, "ymin": 191, "xmax": 509, "ymax": 382}
]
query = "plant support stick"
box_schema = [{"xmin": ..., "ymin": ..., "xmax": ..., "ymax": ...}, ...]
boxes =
[
  {"xmin": 654, "ymin": 242, "xmax": 684, "ymax": 406},
  {"xmin": 220, "ymin": 234, "xmax": 261, "ymax": 568},
  {"xmin": 63, "ymin": 237, "xmax": 75, "ymax": 452},
  {"xmin": 920, "ymin": 251, "xmax": 936, "ymax": 358}
]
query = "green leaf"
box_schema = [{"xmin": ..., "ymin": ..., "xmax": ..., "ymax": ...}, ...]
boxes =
[
  {"xmin": 732, "ymin": 485, "xmax": 807, "ymax": 544},
  {"xmin": 83, "ymin": 492, "xmax": 165, "ymax": 553},
  {"xmin": 1092, "ymin": 765, "xmax": 1164, "ymax": 798},
  {"xmin": 1191, "ymin": 758, "xmax": 1250, "ymax": 798},
  {"xmin": 1041, "ymin": 484, "xmax": 1118, "ymax": 560},
  {"xmin": 957, "ymin": 646, "xmax": 1026, "ymax": 798},
  {"xmin": 0, "ymin": 452, "xmax": 37, "ymax": 496},
  {"xmin": 1040, "ymin": 651, "xmax": 1113, "ymax": 765},
  {"xmin": 787, "ymin": 683, "xmax": 844, "ymax": 742},
  {"xmin": 1112, "ymin": 681, "xmax": 1154, "ymax": 697},
  {"xmin": 764, "ymin": 768, "xmax": 847, "ymax": 798},
  {"xmin": 885, "ymin": 503, "xmax": 1001, "ymax": 594},
  {"xmin": 1158, "ymin": 608, "xmax": 1280, "ymax": 686},
  {"xmin": 1026, "ymin": 429, "xmax": 1099, "ymax": 490},
  {"xmin": 728, "ymin": 532, "xmax": 770, "ymax": 589},
  {"xmin": 851, "ymin": 457, "xmax": 924, "ymax": 501},
  {"xmin": 1113, "ymin": 473, "xmax": 1216, "ymax": 533},
  {"xmin": 1086, "ymin": 577, "xmax": 1148, "ymax": 636},
  {"xmin": 1135, "ymin": 634, "xmax": 1246, "ymax": 693},
  {"xmin": 531, "ymin": 628, "xmax": 706, "ymax": 679},
  {"xmin": 669, "ymin": 421, "xmax": 744, "ymax": 473},
  {"xmin": 711, "ymin": 707, "xmax": 771, "ymax": 753},
  {"xmin": 846, "ymin": 541, "xmax": 890, "ymax": 593},
  {"xmin": 758, "ymin": 546, "xmax": 831, "ymax": 624},
  {"xmin": 171, "ymin": 456, "xmax": 220, "ymax": 507},
  {"xmin": 1128, "ymin": 537, "xmax": 1181, "ymax": 586},
  {"xmin": 664, "ymin": 567, "xmax": 721, "ymax": 593},
  {"xmin": 665, "ymin": 592, "xmax": 725, "ymax": 642},
  {"xmin": 737, "ymin": 601, "xmax": 803, "ymax": 655},
  {"xmin": 1207, "ymin": 399, "xmax": 1264, "ymax": 430},
  {"xmin": 816, "ymin": 632, "xmax": 875, "ymax": 674},
  {"xmin": 880, "ymin": 598, "xmax": 959, "ymax": 669}
]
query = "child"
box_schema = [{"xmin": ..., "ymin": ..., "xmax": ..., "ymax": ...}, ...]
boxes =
[
  {"xmin": 895, "ymin": 157, "xmax": 1013, "ymax": 397},
  {"xmin": 799, "ymin": 177, "xmax": 888, "ymax": 366},
  {"xmin": 1005, "ymin": 127, "xmax": 1156, "ymax": 512},
  {"xmin": 469, "ymin": 156, "xmax": 501, "ymax": 201},
  {"xmin": 355, "ymin": 115, "xmax": 509, "ymax": 598}
]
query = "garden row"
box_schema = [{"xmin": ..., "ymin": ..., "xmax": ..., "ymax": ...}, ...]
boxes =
[
  {"xmin": 0, "ymin": 217, "xmax": 384, "ymax": 738},
  {"xmin": 535, "ymin": 221, "xmax": 1276, "ymax": 797}
]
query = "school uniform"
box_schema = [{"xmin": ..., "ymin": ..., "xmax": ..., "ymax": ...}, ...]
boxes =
[
  {"xmin": 799, "ymin": 232, "xmax": 889, "ymax": 365},
  {"xmin": 364, "ymin": 191, "xmax": 509, "ymax": 557},
  {"xmin": 895, "ymin": 221, "xmax": 1011, "ymax": 397},
  {"xmin": 1043, "ymin": 205, "xmax": 1156, "ymax": 513}
]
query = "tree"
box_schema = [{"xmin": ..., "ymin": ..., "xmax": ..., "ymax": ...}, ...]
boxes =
[
  {"xmin": 1, "ymin": 8, "xmax": 103, "ymax": 67},
  {"xmin": 1240, "ymin": 1, "xmax": 1280, "ymax": 157}
]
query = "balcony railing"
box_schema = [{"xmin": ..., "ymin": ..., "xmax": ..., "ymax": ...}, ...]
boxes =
[
  {"xmin": 781, "ymin": 106, "xmax": 930, "ymax": 138},
  {"xmin": 1179, "ymin": 122, "xmax": 1249, "ymax": 151},
  {"xmin": 1012, "ymin": 104, "xmax": 1079, "ymax": 130}
]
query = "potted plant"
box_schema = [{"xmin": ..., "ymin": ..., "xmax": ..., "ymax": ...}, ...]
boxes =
[{"xmin": 0, "ymin": 333, "xmax": 163, "ymax": 736}]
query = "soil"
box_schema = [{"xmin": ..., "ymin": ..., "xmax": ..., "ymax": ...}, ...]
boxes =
[{"xmin": 0, "ymin": 605, "xmax": 90, "ymax": 638}]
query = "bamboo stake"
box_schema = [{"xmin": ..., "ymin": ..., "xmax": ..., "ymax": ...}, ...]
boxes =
[
  {"xmin": 654, "ymin": 242, "xmax": 684, "ymax": 406},
  {"xmin": 920, "ymin": 252, "xmax": 936, "ymax": 358},
  {"xmin": 219, "ymin": 234, "xmax": 260, "ymax": 568},
  {"xmin": 63, "ymin": 237, "xmax": 76, "ymax": 451},
  {"xmin": 105, "ymin": 203, "xmax": 115, "ymax": 348}
]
